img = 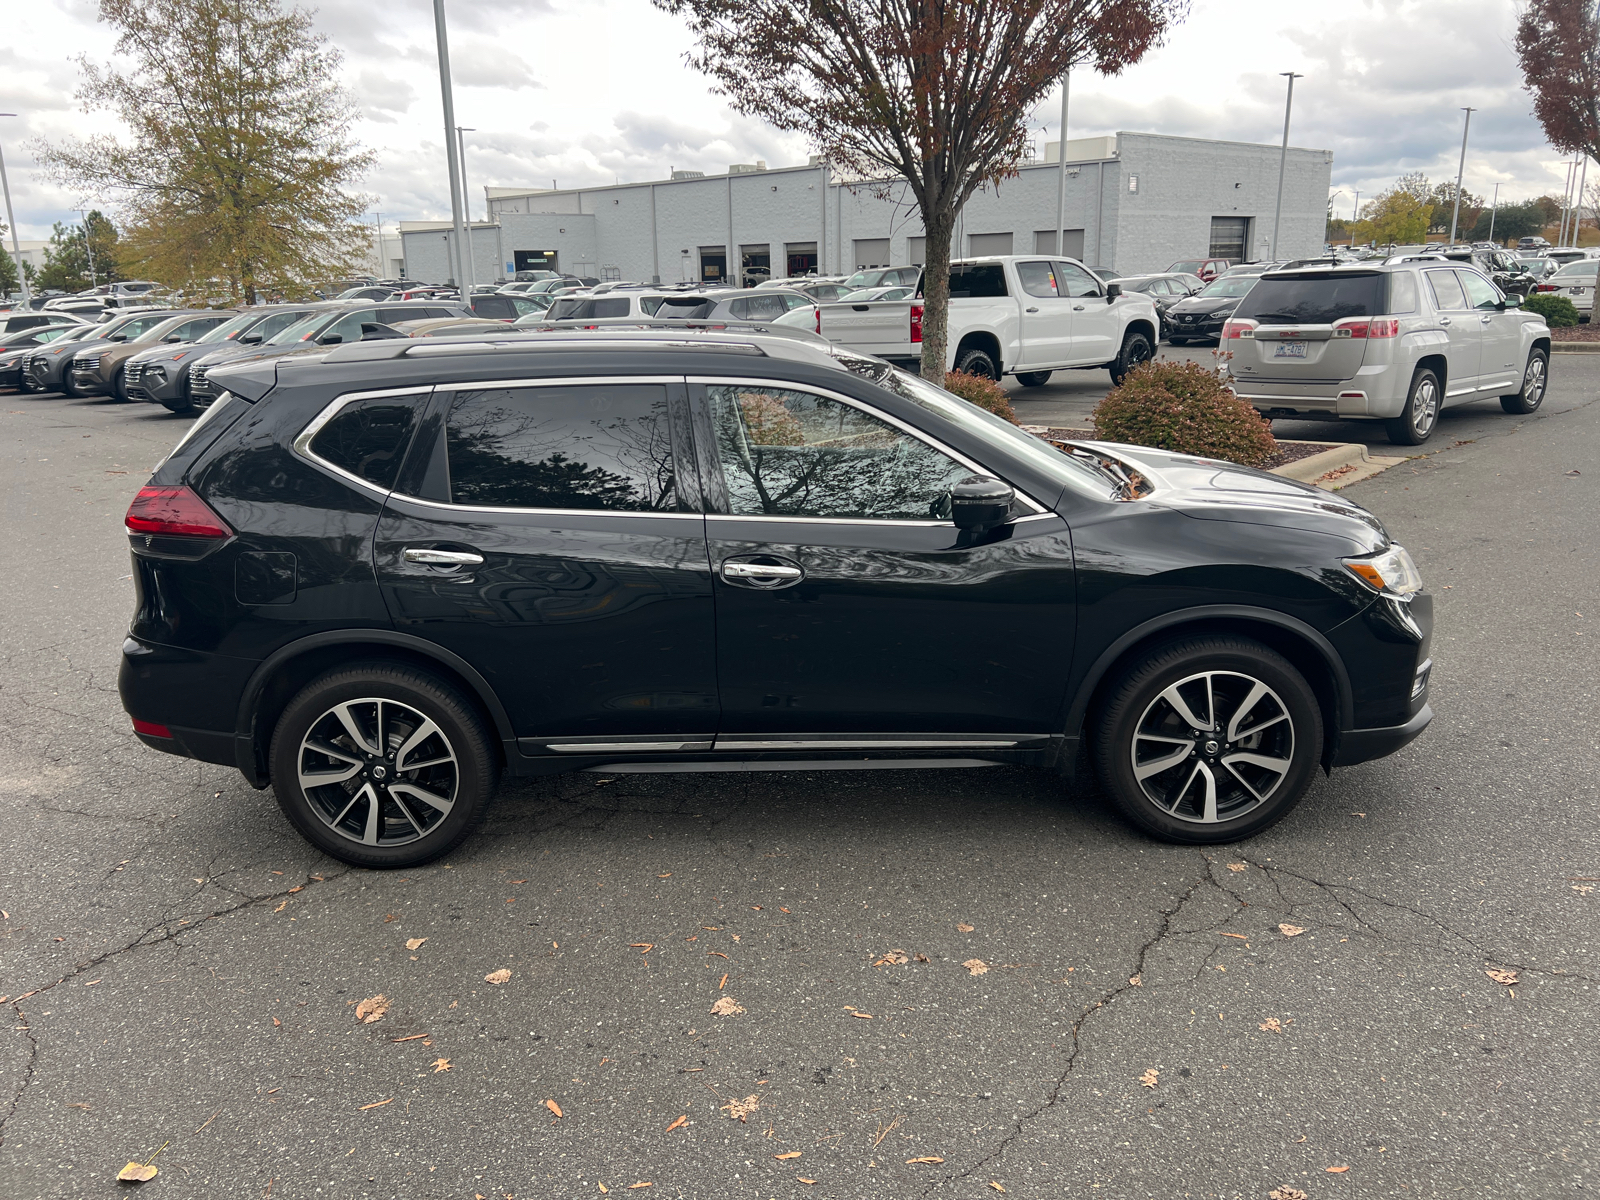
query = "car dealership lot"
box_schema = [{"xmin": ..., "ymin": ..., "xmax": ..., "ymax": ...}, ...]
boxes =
[{"xmin": 1, "ymin": 377, "xmax": 1596, "ymax": 1197}]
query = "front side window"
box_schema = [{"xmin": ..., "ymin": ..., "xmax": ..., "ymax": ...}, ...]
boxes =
[
  {"xmin": 444, "ymin": 383, "xmax": 678, "ymax": 512},
  {"xmin": 731, "ymin": 294, "xmax": 788, "ymax": 321},
  {"xmin": 1457, "ymin": 271, "xmax": 1501, "ymax": 311},
  {"xmin": 707, "ymin": 384, "xmax": 972, "ymax": 520},
  {"xmin": 1056, "ymin": 263, "xmax": 1102, "ymax": 298},
  {"xmin": 307, "ymin": 397, "xmax": 422, "ymax": 490},
  {"xmin": 1016, "ymin": 261, "xmax": 1060, "ymax": 298},
  {"xmin": 318, "ymin": 312, "xmax": 369, "ymax": 344}
]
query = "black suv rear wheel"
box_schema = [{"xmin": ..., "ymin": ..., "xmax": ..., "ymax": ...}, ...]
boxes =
[
  {"xmin": 1092, "ymin": 636, "xmax": 1323, "ymax": 843},
  {"xmin": 269, "ymin": 663, "xmax": 499, "ymax": 868}
]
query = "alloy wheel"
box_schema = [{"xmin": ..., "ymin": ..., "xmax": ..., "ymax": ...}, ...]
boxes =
[
  {"xmin": 1524, "ymin": 355, "xmax": 1546, "ymax": 406},
  {"xmin": 296, "ymin": 698, "xmax": 458, "ymax": 846},
  {"xmin": 1411, "ymin": 375, "xmax": 1439, "ymax": 437},
  {"xmin": 1129, "ymin": 670, "xmax": 1295, "ymax": 824}
]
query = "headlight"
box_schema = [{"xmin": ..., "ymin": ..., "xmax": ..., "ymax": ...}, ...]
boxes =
[
  {"xmin": 1344, "ymin": 544, "xmax": 1423, "ymax": 597},
  {"xmin": 147, "ymin": 364, "xmax": 168, "ymax": 382}
]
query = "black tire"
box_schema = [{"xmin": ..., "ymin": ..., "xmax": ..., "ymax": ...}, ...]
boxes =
[
  {"xmin": 60, "ymin": 371, "xmax": 81, "ymax": 397},
  {"xmin": 1384, "ymin": 367, "xmax": 1441, "ymax": 446},
  {"xmin": 954, "ymin": 345, "xmax": 999, "ymax": 380},
  {"xmin": 1092, "ymin": 635, "xmax": 1323, "ymax": 844},
  {"xmin": 269, "ymin": 663, "xmax": 500, "ymax": 868},
  {"xmin": 1015, "ymin": 370, "xmax": 1052, "ymax": 387},
  {"xmin": 1500, "ymin": 347, "xmax": 1548, "ymax": 414},
  {"xmin": 1109, "ymin": 328, "xmax": 1155, "ymax": 386},
  {"xmin": 112, "ymin": 366, "xmax": 129, "ymax": 402}
]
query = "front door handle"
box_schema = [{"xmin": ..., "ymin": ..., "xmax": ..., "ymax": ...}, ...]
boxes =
[
  {"xmin": 721, "ymin": 559, "xmax": 804, "ymax": 589},
  {"xmin": 404, "ymin": 547, "xmax": 485, "ymax": 566},
  {"xmin": 1025, "ymin": 306, "xmax": 1040, "ymax": 313},
  {"xmin": 1439, "ymin": 317, "xmax": 1451, "ymax": 326}
]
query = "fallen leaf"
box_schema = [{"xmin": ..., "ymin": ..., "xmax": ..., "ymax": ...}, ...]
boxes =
[
  {"xmin": 1259, "ymin": 1018, "xmax": 1284, "ymax": 1034},
  {"xmin": 359, "ymin": 1098, "xmax": 392, "ymax": 1110},
  {"xmin": 355, "ymin": 995, "xmax": 390, "ymax": 1024},
  {"xmin": 1326, "ymin": 1165, "xmax": 1350, "ymax": 1173},
  {"xmin": 775, "ymin": 1151, "xmax": 801, "ymax": 1159},
  {"xmin": 485, "ymin": 969, "xmax": 512, "ymax": 985},
  {"xmin": 1128, "ymin": 974, "xmax": 1142, "ymax": 987},
  {"xmin": 721, "ymin": 1094, "xmax": 760, "ymax": 1122},
  {"xmin": 545, "ymin": 1098, "xmax": 564, "ymax": 1118},
  {"xmin": 630, "ymin": 943, "xmax": 655, "ymax": 953},
  {"xmin": 1278, "ymin": 923, "xmax": 1306, "ymax": 937},
  {"xmin": 598, "ymin": 1185, "xmax": 609, "ymax": 1194},
  {"xmin": 1269, "ymin": 1189, "xmax": 1309, "ymax": 1200},
  {"xmin": 432, "ymin": 1058, "xmax": 452, "ymax": 1073},
  {"xmin": 751, "ymin": 906, "xmax": 762, "ymax": 910},
  {"xmin": 1139, "ymin": 1068, "xmax": 1159, "ymax": 1088},
  {"xmin": 664, "ymin": 1114, "xmax": 687, "ymax": 1132},
  {"xmin": 1225, "ymin": 862, "xmax": 1246, "ymax": 873},
  {"xmin": 710, "ymin": 995, "xmax": 745, "ymax": 1016},
  {"xmin": 511, "ymin": 879, "xmax": 527, "ymax": 884},
  {"xmin": 116, "ymin": 1162, "xmax": 158, "ymax": 1182},
  {"xmin": 989, "ymin": 1183, "xmax": 1006, "ymax": 1192},
  {"xmin": 383, "ymin": 914, "xmax": 396, "ymax": 923},
  {"xmin": 448, "ymin": 1000, "xmax": 458, "ymax": 1008},
  {"xmin": 874, "ymin": 949, "xmax": 910, "ymax": 966},
  {"xmin": 1573, "ymin": 884, "xmax": 1595, "ymax": 895},
  {"xmin": 272, "ymin": 1017, "xmax": 281, "ymax": 1028},
  {"xmin": 1220, "ymin": 932, "xmax": 1248, "ymax": 940},
  {"xmin": 915, "ymin": 953, "xmax": 930, "ymax": 963},
  {"xmin": 956, "ymin": 923, "xmax": 974, "ymax": 932},
  {"xmin": 905, "ymin": 1156, "xmax": 945, "ymax": 1164},
  {"xmin": 391, "ymin": 1032, "xmax": 430, "ymax": 1042},
  {"xmin": 405, "ymin": 938, "xmax": 428, "ymax": 951},
  {"xmin": 708, "ymin": 951, "xmax": 729, "ymax": 959},
  {"xmin": 287, "ymin": 885, "xmax": 303, "ymax": 894},
  {"xmin": 273, "ymin": 900, "xmax": 288, "ymax": 913},
  {"xmin": 658, "ymin": 873, "xmax": 672, "ymax": 878},
  {"xmin": 851, "ymin": 1012, "xmax": 874, "ymax": 1019},
  {"xmin": 85, "ymin": 979, "xmax": 101, "ymax": 986},
  {"xmin": 1486, "ymin": 968, "xmax": 1519, "ymax": 986},
  {"xmin": 796, "ymin": 1180, "xmax": 817, "ymax": 1186},
  {"xmin": 67, "ymin": 1102, "xmax": 92, "ymax": 1110},
  {"xmin": 779, "ymin": 907, "xmax": 790, "ymax": 913},
  {"xmin": 962, "ymin": 959, "xmax": 989, "ymax": 976},
  {"xmin": 718, "ymin": 973, "xmax": 728, "ymax": 990},
  {"xmin": 627, "ymin": 1184, "xmax": 652, "ymax": 1190}
]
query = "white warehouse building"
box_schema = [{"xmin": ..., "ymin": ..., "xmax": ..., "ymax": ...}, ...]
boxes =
[{"xmin": 398, "ymin": 131, "xmax": 1332, "ymax": 287}]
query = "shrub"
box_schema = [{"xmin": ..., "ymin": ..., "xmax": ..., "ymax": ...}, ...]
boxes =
[
  {"xmin": 1092, "ymin": 359, "xmax": 1277, "ymax": 467},
  {"xmin": 1522, "ymin": 293, "xmax": 1580, "ymax": 327},
  {"xmin": 942, "ymin": 369, "xmax": 1017, "ymax": 422}
]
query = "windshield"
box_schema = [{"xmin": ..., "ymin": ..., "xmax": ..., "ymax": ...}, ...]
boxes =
[
  {"xmin": 1169, "ymin": 261, "xmax": 1206, "ymax": 273},
  {"xmin": 830, "ymin": 350, "xmax": 1112, "ymax": 500},
  {"xmin": 267, "ymin": 312, "xmax": 334, "ymax": 344},
  {"xmin": 195, "ymin": 312, "xmax": 256, "ymax": 344},
  {"xmin": 1198, "ymin": 277, "xmax": 1258, "ymax": 299},
  {"xmin": 1234, "ymin": 272, "xmax": 1385, "ymax": 323},
  {"xmin": 1553, "ymin": 261, "xmax": 1600, "ymax": 277}
]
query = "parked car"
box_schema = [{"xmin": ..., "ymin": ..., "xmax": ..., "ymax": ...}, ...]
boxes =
[
  {"xmin": 387, "ymin": 318, "xmax": 531, "ymax": 338},
  {"xmin": 23, "ymin": 309, "xmax": 179, "ymax": 394},
  {"xmin": 117, "ymin": 327, "xmax": 1434, "ymax": 865},
  {"xmin": 1164, "ymin": 275, "xmax": 1260, "ymax": 344},
  {"xmin": 814, "ymin": 255, "xmax": 1159, "ymax": 386},
  {"xmin": 1518, "ymin": 236, "xmax": 1552, "ymax": 250},
  {"xmin": 124, "ymin": 305, "xmax": 317, "ymax": 413},
  {"xmin": 1226, "ymin": 261, "xmax": 1550, "ymax": 445},
  {"xmin": 13, "ymin": 322, "xmax": 109, "ymax": 391},
  {"xmin": 467, "ymin": 293, "xmax": 548, "ymax": 321},
  {"xmin": 839, "ymin": 266, "xmax": 923, "ymax": 291},
  {"xmin": 1535, "ymin": 259, "xmax": 1599, "ymax": 320},
  {"xmin": 0, "ymin": 324, "xmax": 85, "ymax": 389},
  {"xmin": 840, "ymin": 285, "xmax": 917, "ymax": 303},
  {"xmin": 68, "ymin": 311, "xmax": 230, "ymax": 400},
  {"xmin": 1167, "ymin": 258, "xmax": 1232, "ymax": 283},
  {"xmin": 338, "ymin": 286, "xmax": 400, "ymax": 301},
  {"xmin": 1106, "ymin": 273, "xmax": 1206, "ymax": 340},
  {"xmin": 1544, "ymin": 247, "xmax": 1598, "ymax": 268},
  {"xmin": 0, "ymin": 309, "xmax": 91, "ymax": 337}
]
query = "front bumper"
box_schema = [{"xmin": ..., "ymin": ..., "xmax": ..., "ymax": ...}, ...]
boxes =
[
  {"xmin": 125, "ymin": 361, "xmax": 186, "ymax": 403},
  {"xmin": 70, "ymin": 366, "xmax": 112, "ymax": 394},
  {"xmin": 1168, "ymin": 312, "xmax": 1230, "ymax": 339},
  {"xmin": 1332, "ymin": 703, "xmax": 1433, "ymax": 766}
]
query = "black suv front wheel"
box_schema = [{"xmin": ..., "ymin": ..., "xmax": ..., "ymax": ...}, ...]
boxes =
[
  {"xmin": 1093, "ymin": 636, "xmax": 1323, "ymax": 843},
  {"xmin": 270, "ymin": 663, "xmax": 499, "ymax": 868}
]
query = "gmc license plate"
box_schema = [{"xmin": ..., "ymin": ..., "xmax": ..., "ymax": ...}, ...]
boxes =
[{"xmin": 1274, "ymin": 341, "xmax": 1308, "ymax": 358}]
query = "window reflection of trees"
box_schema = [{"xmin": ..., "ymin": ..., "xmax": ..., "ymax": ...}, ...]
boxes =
[
  {"xmin": 710, "ymin": 386, "xmax": 968, "ymax": 520},
  {"xmin": 310, "ymin": 402, "xmax": 418, "ymax": 490},
  {"xmin": 446, "ymin": 386, "xmax": 678, "ymax": 511}
]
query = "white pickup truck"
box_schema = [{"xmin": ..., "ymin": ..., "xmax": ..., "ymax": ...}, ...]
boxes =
[{"xmin": 808, "ymin": 255, "xmax": 1162, "ymax": 387}]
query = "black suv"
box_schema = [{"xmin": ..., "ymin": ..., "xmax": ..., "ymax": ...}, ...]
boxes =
[{"xmin": 119, "ymin": 330, "xmax": 1433, "ymax": 866}]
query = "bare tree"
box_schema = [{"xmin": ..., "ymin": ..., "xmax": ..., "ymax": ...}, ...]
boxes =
[
  {"xmin": 1517, "ymin": 0, "xmax": 1600, "ymax": 166},
  {"xmin": 653, "ymin": 0, "xmax": 1187, "ymax": 382},
  {"xmin": 34, "ymin": 0, "xmax": 374, "ymax": 303}
]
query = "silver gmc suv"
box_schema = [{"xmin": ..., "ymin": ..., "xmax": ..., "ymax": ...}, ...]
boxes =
[{"xmin": 1224, "ymin": 260, "xmax": 1551, "ymax": 444}]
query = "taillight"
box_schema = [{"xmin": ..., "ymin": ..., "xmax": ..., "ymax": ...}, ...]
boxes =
[
  {"xmin": 1536, "ymin": 283, "xmax": 1557, "ymax": 292},
  {"xmin": 1221, "ymin": 318, "xmax": 1257, "ymax": 339},
  {"xmin": 814, "ymin": 306, "xmax": 821, "ymax": 335},
  {"xmin": 132, "ymin": 717, "xmax": 172, "ymax": 738},
  {"xmin": 910, "ymin": 303, "xmax": 924, "ymax": 344},
  {"xmin": 125, "ymin": 485, "xmax": 233, "ymax": 539},
  {"xmin": 1333, "ymin": 317, "xmax": 1400, "ymax": 339}
]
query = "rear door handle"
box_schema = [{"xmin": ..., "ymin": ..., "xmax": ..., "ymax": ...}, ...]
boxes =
[
  {"xmin": 1439, "ymin": 317, "xmax": 1451, "ymax": 326},
  {"xmin": 1025, "ymin": 306, "xmax": 1040, "ymax": 313},
  {"xmin": 721, "ymin": 558, "xmax": 804, "ymax": 589},
  {"xmin": 404, "ymin": 547, "xmax": 484, "ymax": 566}
]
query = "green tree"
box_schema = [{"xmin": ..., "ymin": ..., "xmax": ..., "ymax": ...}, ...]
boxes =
[
  {"xmin": 1353, "ymin": 182, "xmax": 1433, "ymax": 247},
  {"xmin": 34, "ymin": 0, "xmax": 374, "ymax": 303},
  {"xmin": 1428, "ymin": 182, "xmax": 1482, "ymax": 236},
  {"xmin": 1470, "ymin": 200, "xmax": 1549, "ymax": 244},
  {"xmin": 34, "ymin": 211, "xmax": 121, "ymax": 291}
]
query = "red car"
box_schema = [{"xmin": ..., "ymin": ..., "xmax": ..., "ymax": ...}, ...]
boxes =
[{"xmin": 1168, "ymin": 258, "xmax": 1232, "ymax": 283}]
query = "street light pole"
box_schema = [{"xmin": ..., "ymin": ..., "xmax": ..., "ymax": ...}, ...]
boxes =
[
  {"xmin": 1488, "ymin": 183, "xmax": 1499, "ymax": 245},
  {"xmin": 78, "ymin": 207, "xmax": 97, "ymax": 288},
  {"xmin": 0, "ymin": 114, "xmax": 31, "ymax": 305},
  {"xmin": 1269, "ymin": 72, "xmax": 1303, "ymax": 261},
  {"xmin": 1352, "ymin": 189, "xmax": 1361, "ymax": 247},
  {"xmin": 455, "ymin": 126, "xmax": 476, "ymax": 294},
  {"xmin": 1576, "ymin": 156, "xmax": 1589, "ymax": 246},
  {"xmin": 1448, "ymin": 107, "xmax": 1475, "ymax": 245},
  {"xmin": 1053, "ymin": 71, "xmax": 1070, "ymax": 257},
  {"xmin": 432, "ymin": 0, "xmax": 468, "ymax": 287}
]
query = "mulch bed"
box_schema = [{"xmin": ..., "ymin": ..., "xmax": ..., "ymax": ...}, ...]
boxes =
[
  {"xmin": 1029, "ymin": 426, "xmax": 1339, "ymax": 472},
  {"xmin": 1549, "ymin": 325, "xmax": 1600, "ymax": 341}
]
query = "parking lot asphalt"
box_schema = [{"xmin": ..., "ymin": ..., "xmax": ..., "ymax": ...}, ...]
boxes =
[{"xmin": 1, "ymin": 373, "xmax": 1597, "ymax": 1199}]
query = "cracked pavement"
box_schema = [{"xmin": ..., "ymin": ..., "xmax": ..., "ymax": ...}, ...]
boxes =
[{"xmin": 1, "ymin": 371, "xmax": 1596, "ymax": 1198}]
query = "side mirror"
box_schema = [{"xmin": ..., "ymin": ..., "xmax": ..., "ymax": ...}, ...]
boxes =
[
  {"xmin": 1105, "ymin": 283, "xmax": 1122, "ymax": 303},
  {"xmin": 317, "ymin": 333, "xmax": 343, "ymax": 345},
  {"xmin": 1500, "ymin": 294, "xmax": 1522, "ymax": 309},
  {"xmin": 108, "ymin": 333, "xmax": 127, "ymax": 342},
  {"xmin": 950, "ymin": 475, "xmax": 1015, "ymax": 531},
  {"xmin": 162, "ymin": 334, "xmax": 183, "ymax": 342},
  {"xmin": 239, "ymin": 333, "xmax": 262, "ymax": 344},
  {"xmin": 360, "ymin": 322, "xmax": 407, "ymax": 340}
]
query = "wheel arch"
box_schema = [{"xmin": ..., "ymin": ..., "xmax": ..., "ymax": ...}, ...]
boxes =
[
  {"xmin": 1414, "ymin": 351, "xmax": 1448, "ymax": 391},
  {"xmin": 234, "ymin": 630, "xmax": 516, "ymax": 787},
  {"xmin": 1064, "ymin": 606, "xmax": 1354, "ymax": 770},
  {"xmin": 1124, "ymin": 318, "xmax": 1158, "ymax": 348},
  {"xmin": 953, "ymin": 329, "xmax": 1004, "ymax": 376}
]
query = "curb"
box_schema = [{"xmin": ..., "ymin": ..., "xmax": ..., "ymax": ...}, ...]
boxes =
[
  {"xmin": 1550, "ymin": 342, "xmax": 1600, "ymax": 353},
  {"xmin": 1269, "ymin": 440, "xmax": 1407, "ymax": 491}
]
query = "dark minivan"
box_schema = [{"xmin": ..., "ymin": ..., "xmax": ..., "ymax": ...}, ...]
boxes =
[{"xmin": 119, "ymin": 330, "xmax": 1433, "ymax": 866}]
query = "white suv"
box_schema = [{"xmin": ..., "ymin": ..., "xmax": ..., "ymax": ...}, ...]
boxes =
[{"xmin": 1224, "ymin": 262, "xmax": 1551, "ymax": 445}]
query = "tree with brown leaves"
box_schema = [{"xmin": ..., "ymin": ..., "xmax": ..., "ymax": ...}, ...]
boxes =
[
  {"xmin": 1517, "ymin": 0, "xmax": 1600, "ymax": 168},
  {"xmin": 35, "ymin": 0, "xmax": 374, "ymax": 304},
  {"xmin": 654, "ymin": 0, "xmax": 1188, "ymax": 381}
]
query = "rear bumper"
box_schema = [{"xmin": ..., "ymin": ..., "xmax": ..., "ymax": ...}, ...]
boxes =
[
  {"xmin": 1332, "ymin": 703, "xmax": 1433, "ymax": 766},
  {"xmin": 1235, "ymin": 365, "xmax": 1409, "ymax": 419}
]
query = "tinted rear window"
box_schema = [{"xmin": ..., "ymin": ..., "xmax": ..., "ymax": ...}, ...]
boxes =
[
  {"xmin": 309, "ymin": 397, "xmax": 421, "ymax": 490},
  {"xmin": 948, "ymin": 264, "xmax": 1008, "ymax": 298},
  {"xmin": 656, "ymin": 298, "xmax": 715, "ymax": 319},
  {"xmin": 1233, "ymin": 272, "xmax": 1384, "ymax": 323}
]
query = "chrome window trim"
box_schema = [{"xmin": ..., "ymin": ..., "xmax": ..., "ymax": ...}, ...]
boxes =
[
  {"xmin": 688, "ymin": 375, "xmax": 1048, "ymax": 515},
  {"xmin": 431, "ymin": 375, "xmax": 686, "ymax": 391},
  {"xmin": 291, "ymin": 386, "xmax": 435, "ymax": 498}
]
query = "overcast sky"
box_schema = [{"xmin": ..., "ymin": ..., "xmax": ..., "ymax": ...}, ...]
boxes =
[{"xmin": 0, "ymin": 0, "xmax": 1579, "ymax": 241}]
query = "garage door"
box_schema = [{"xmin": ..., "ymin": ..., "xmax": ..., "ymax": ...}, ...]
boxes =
[
  {"xmin": 968, "ymin": 232, "xmax": 1014, "ymax": 257},
  {"xmin": 853, "ymin": 238, "xmax": 890, "ymax": 268},
  {"xmin": 1209, "ymin": 217, "xmax": 1249, "ymax": 262}
]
